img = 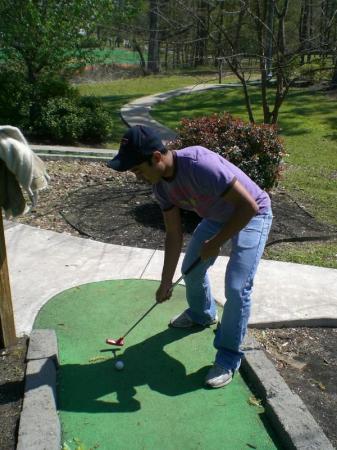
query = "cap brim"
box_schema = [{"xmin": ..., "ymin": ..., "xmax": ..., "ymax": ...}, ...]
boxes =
[{"xmin": 106, "ymin": 155, "xmax": 130, "ymax": 172}]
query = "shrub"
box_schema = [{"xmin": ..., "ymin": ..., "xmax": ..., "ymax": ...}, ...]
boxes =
[
  {"xmin": 0, "ymin": 69, "xmax": 80, "ymax": 135},
  {"xmin": 171, "ymin": 113, "xmax": 286, "ymax": 190},
  {"xmin": 38, "ymin": 97, "xmax": 86, "ymax": 143},
  {"xmin": 79, "ymin": 97, "xmax": 112, "ymax": 143},
  {"xmin": 35, "ymin": 76, "xmax": 79, "ymax": 103},
  {"xmin": 0, "ymin": 63, "xmax": 112, "ymax": 144},
  {"xmin": 0, "ymin": 68, "xmax": 31, "ymax": 129},
  {"xmin": 37, "ymin": 95, "xmax": 112, "ymax": 144}
]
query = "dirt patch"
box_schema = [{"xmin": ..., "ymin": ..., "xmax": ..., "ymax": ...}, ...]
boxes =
[
  {"xmin": 4, "ymin": 160, "xmax": 337, "ymax": 448},
  {"xmin": 58, "ymin": 183, "xmax": 336, "ymax": 254},
  {"xmin": 252, "ymin": 328, "xmax": 337, "ymax": 448},
  {"xmin": 12, "ymin": 160, "xmax": 337, "ymax": 251},
  {"xmin": 0, "ymin": 337, "xmax": 28, "ymax": 450},
  {"xmin": 71, "ymin": 63, "xmax": 144, "ymax": 84}
]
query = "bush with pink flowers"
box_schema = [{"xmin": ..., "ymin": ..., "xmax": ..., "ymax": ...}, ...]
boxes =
[{"xmin": 171, "ymin": 113, "xmax": 286, "ymax": 190}]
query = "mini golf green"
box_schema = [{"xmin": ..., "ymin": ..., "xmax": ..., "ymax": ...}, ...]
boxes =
[{"xmin": 34, "ymin": 280, "xmax": 281, "ymax": 450}]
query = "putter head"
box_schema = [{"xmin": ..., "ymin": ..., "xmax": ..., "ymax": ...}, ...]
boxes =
[{"xmin": 105, "ymin": 337, "xmax": 125, "ymax": 346}]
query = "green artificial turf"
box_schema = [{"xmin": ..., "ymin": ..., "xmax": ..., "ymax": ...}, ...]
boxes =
[{"xmin": 34, "ymin": 280, "xmax": 281, "ymax": 450}]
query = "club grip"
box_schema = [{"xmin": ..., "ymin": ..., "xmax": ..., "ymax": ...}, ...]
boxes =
[{"xmin": 170, "ymin": 257, "xmax": 202, "ymax": 290}]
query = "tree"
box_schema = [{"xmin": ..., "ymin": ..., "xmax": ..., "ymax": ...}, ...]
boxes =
[
  {"xmin": 174, "ymin": 0, "xmax": 335, "ymax": 124},
  {"xmin": 193, "ymin": 0, "xmax": 210, "ymax": 67},
  {"xmin": 0, "ymin": 0, "xmax": 114, "ymax": 78},
  {"xmin": 0, "ymin": 0, "xmax": 114, "ymax": 126},
  {"xmin": 148, "ymin": 0, "xmax": 161, "ymax": 73}
]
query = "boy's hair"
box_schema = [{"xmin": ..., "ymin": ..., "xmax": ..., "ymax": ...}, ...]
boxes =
[{"xmin": 143, "ymin": 147, "xmax": 168, "ymax": 166}]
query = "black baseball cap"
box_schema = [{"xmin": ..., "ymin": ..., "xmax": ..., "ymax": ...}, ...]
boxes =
[{"xmin": 107, "ymin": 125, "xmax": 166, "ymax": 172}]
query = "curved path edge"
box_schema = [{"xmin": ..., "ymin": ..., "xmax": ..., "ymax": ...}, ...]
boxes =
[{"xmin": 120, "ymin": 82, "xmax": 249, "ymax": 142}]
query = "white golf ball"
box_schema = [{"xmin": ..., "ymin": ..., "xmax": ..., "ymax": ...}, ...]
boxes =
[{"xmin": 115, "ymin": 360, "xmax": 124, "ymax": 370}]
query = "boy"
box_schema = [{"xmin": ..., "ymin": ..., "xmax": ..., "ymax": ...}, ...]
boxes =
[{"xmin": 108, "ymin": 125, "xmax": 272, "ymax": 388}]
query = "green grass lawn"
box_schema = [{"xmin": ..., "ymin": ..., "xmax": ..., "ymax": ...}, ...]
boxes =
[
  {"xmin": 77, "ymin": 74, "xmax": 236, "ymax": 146},
  {"xmin": 77, "ymin": 77, "xmax": 337, "ymax": 268},
  {"xmin": 151, "ymin": 86, "xmax": 337, "ymax": 227},
  {"xmin": 150, "ymin": 86, "xmax": 337, "ymax": 269},
  {"xmin": 87, "ymin": 47, "xmax": 144, "ymax": 65}
]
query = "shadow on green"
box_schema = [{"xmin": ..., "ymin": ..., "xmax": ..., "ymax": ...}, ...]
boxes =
[{"xmin": 58, "ymin": 327, "xmax": 210, "ymax": 414}]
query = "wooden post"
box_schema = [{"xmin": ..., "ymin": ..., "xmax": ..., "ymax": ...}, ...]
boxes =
[{"xmin": 0, "ymin": 164, "xmax": 17, "ymax": 348}]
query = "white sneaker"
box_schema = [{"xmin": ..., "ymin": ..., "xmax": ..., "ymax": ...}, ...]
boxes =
[
  {"xmin": 205, "ymin": 364, "xmax": 233, "ymax": 388},
  {"xmin": 169, "ymin": 310, "xmax": 218, "ymax": 328}
]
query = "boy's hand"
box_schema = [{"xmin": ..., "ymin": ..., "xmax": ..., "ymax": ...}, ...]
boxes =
[{"xmin": 156, "ymin": 281, "xmax": 173, "ymax": 303}]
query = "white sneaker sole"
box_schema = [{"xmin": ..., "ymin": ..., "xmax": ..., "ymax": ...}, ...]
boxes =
[{"xmin": 205, "ymin": 375, "xmax": 233, "ymax": 388}]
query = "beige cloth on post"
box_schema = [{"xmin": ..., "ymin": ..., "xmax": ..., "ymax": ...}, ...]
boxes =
[{"xmin": 0, "ymin": 125, "xmax": 50, "ymax": 218}]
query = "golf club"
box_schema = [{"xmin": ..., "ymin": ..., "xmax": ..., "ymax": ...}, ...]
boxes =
[{"xmin": 105, "ymin": 256, "xmax": 201, "ymax": 346}]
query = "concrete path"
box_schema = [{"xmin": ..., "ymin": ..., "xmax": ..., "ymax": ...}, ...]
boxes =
[
  {"xmin": 30, "ymin": 144, "xmax": 117, "ymax": 161},
  {"xmin": 121, "ymin": 83, "xmax": 236, "ymax": 143},
  {"xmin": 5, "ymin": 221, "xmax": 337, "ymax": 337}
]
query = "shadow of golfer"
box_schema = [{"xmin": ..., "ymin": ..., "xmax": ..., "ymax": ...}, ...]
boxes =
[{"xmin": 58, "ymin": 327, "xmax": 211, "ymax": 414}]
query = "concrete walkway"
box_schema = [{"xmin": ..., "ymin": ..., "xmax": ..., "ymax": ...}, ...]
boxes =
[
  {"xmin": 121, "ymin": 83, "xmax": 226, "ymax": 142},
  {"xmin": 5, "ymin": 221, "xmax": 337, "ymax": 337}
]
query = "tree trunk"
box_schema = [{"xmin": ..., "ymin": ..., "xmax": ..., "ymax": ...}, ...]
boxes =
[
  {"xmin": 164, "ymin": 42, "xmax": 168, "ymax": 71},
  {"xmin": 241, "ymin": 80, "xmax": 255, "ymax": 124},
  {"xmin": 255, "ymin": 0, "xmax": 272, "ymax": 123},
  {"xmin": 299, "ymin": 0, "xmax": 310, "ymax": 64},
  {"xmin": 265, "ymin": 1, "xmax": 274, "ymax": 77},
  {"xmin": 194, "ymin": 0, "xmax": 209, "ymax": 67},
  {"xmin": 331, "ymin": 57, "xmax": 337, "ymax": 86},
  {"xmin": 133, "ymin": 40, "xmax": 147, "ymax": 75},
  {"xmin": 147, "ymin": 0, "xmax": 161, "ymax": 73},
  {"xmin": 271, "ymin": 0, "xmax": 290, "ymax": 124},
  {"xmin": 215, "ymin": 0, "xmax": 225, "ymax": 60}
]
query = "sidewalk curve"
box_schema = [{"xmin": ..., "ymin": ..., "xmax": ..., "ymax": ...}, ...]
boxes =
[
  {"xmin": 121, "ymin": 83, "xmax": 242, "ymax": 142},
  {"xmin": 5, "ymin": 221, "xmax": 337, "ymax": 337}
]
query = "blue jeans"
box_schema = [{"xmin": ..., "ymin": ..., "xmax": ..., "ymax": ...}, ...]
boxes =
[{"xmin": 181, "ymin": 209, "xmax": 273, "ymax": 371}]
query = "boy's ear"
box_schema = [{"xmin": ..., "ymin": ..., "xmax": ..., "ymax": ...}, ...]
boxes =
[{"xmin": 152, "ymin": 150, "xmax": 162, "ymax": 163}]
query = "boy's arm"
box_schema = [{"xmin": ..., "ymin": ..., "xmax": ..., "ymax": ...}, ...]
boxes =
[
  {"xmin": 156, "ymin": 206, "xmax": 183, "ymax": 302},
  {"xmin": 200, "ymin": 180, "xmax": 259, "ymax": 260}
]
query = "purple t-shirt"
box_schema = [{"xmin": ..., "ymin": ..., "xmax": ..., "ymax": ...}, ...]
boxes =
[{"xmin": 153, "ymin": 146, "xmax": 270, "ymax": 223}]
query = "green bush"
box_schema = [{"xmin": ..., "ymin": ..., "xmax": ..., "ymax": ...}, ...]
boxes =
[
  {"xmin": 0, "ymin": 67, "xmax": 111, "ymax": 144},
  {"xmin": 37, "ymin": 95, "xmax": 112, "ymax": 144},
  {"xmin": 171, "ymin": 113, "xmax": 286, "ymax": 190},
  {"xmin": 0, "ymin": 68, "xmax": 31, "ymax": 129},
  {"xmin": 35, "ymin": 76, "xmax": 79, "ymax": 103},
  {"xmin": 79, "ymin": 97, "xmax": 112, "ymax": 143},
  {"xmin": 38, "ymin": 97, "xmax": 86, "ymax": 143},
  {"xmin": 0, "ymin": 69, "xmax": 79, "ymax": 133}
]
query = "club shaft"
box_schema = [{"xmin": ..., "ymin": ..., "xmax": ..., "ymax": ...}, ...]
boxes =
[
  {"xmin": 122, "ymin": 302, "xmax": 158, "ymax": 338},
  {"xmin": 122, "ymin": 257, "xmax": 201, "ymax": 339}
]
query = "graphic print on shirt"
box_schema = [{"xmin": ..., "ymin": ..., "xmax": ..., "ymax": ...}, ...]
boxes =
[{"xmin": 168, "ymin": 185, "xmax": 217, "ymax": 217}]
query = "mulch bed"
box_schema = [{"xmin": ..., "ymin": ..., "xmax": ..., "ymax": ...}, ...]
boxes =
[
  {"xmin": 0, "ymin": 337, "xmax": 27, "ymax": 450},
  {"xmin": 2, "ymin": 160, "xmax": 336, "ymax": 448}
]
